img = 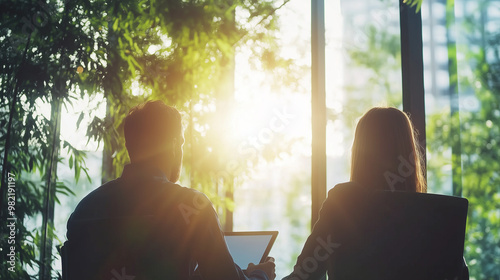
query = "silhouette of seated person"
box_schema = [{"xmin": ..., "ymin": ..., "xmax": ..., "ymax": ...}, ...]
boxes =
[
  {"xmin": 282, "ymin": 107, "xmax": 468, "ymax": 280},
  {"xmin": 66, "ymin": 100, "xmax": 275, "ymax": 280}
]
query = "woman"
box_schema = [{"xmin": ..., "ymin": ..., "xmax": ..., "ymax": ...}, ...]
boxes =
[
  {"xmin": 350, "ymin": 107, "xmax": 426, "ymax": 192},
  {"xmin": 283, "ymin": 107, "xmax": 426, "ymax": 280}
]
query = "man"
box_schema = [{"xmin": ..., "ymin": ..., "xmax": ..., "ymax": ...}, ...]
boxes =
[{"xmin": 66, "ymin": 100, "xmax": 275, "ymax": 280}]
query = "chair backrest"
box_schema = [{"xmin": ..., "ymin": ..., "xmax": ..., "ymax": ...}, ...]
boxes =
[
  {"xmin": 328, "ymin": 188, "xmax": 468, "ymax": 280},
  {"xmin": 61, "ymin": 216, "xmax": 193, "ymax": 280}
]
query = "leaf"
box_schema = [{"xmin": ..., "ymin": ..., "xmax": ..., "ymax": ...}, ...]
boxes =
[
  {"xmin": 123, "ymin": 32, "xmax": 133, "ymax": 46},
  {"xmin": 75, "ymin": 160, "xmax": 81, "ymax": 183},
  {"xmin": 56, "ymin": 183, "xmax": 76, "ymax": 197},
  {"xmin": 76, "ymin": 112, "xmax": 84, "ymax": 129},
  {"xmin": 403, "ymin": 0, "xmax": 423, "ymax": 12},
  {"xmin": 83, "ymin": 167, "xmax": 92, "ymax": 183}
]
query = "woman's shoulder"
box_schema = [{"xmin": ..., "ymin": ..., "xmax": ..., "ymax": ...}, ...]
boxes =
[
  {"xmin": 326, "ymin": 181, "xmax": 375, "ymax": 205},
  {"xmin": 328, "ymin": 181, "xmax": 366, "ymax": 195}
]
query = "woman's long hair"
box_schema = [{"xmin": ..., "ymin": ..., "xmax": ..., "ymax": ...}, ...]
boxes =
[{"xmin": 350, "ymin": 107, "xmax": 426, "ymax": 192}]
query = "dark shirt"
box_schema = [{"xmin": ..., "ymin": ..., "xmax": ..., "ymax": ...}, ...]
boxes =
[
  {"xmin": 67, "ymin": 163, "xmax": 267, "ymax": 280},
  {"xmin": 282, "ymin": 182, "xmax": 356, "ymax": 280},
  {"xmin": 283, "ymin": 182, "xmax": 469, "ymax": 280}
]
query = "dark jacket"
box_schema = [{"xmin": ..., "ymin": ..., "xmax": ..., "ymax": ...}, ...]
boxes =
[
  {"xmin": 283, "ymin": 182, "xmax": 469, "ymax": 280},
  {"xmin": 67, "ymin": 163, "xmax": 267, "ymax": 280}
]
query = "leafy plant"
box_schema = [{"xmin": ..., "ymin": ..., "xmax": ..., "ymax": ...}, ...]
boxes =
[{"xmin": 1, "ymin": 0, "xmax": 295, "ymax": 279}]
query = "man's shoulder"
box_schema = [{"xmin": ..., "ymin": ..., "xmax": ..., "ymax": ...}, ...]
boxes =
[
  {"xmin": 173, "ymin": 185, "xmax": 213, "ymax": 211},
  {"xmin": 72, "ymin": 176, "xmax": 210, "ymax": 210},
  {"xmin": 159, "ymin": 181, "xmax": 211, "ymax": 204},
  {"xmin": 73, "ymin": 178, "xmax": 119, "ymax": 206},
  {"xmin": 67, "ymin": 178, "xmax": 214, "ymax": 231},
  {"xmin": 67, "ymin": 178, "xmax": 122, "ymax": 219}
]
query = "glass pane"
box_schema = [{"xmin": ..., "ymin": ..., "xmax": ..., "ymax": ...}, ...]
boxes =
[
  {"xmin": 233, "ymin": 1, "xmax": 312, "ymax": 278},
  {"xmin": 53, "ymin": 96, "xmax": 106, "ymax": 274},
  {"xmin": 422, "ymin": 0, "xmax": 500, "ymax": 278},
  {"xmin": 325, "ymin": 0, "xmax": 403, "ymax": 190}
]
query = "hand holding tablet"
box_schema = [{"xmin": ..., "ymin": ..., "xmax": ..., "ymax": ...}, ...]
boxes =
[
  {"xmin": 224, "ymin": 231, "xmax": 278, "ymax": 267},
  {"xmin": 246, "ymin": 257, "xmax": 276, "ymax": 280},
  {"xmin": 224, "ymin": 231, "xmax": 278, "ymax": 279}
]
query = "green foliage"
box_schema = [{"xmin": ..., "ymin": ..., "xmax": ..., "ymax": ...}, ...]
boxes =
[
  {"xmin": 425, "ymin": 7, "xmax": 500, "ymax": 279},
  {"xmin": 427, "ymin": 49, "xmax": 500, "ymax": 279},
  {"xmin": 79, "ymin": 0, "xmax": 297, "ymax": 210},
  {"xmin": 460, "ymin": 41, "xmax": 500, "ymax": 280},
  {"xmin": 2, "ymin": 0, "xmax": 294, "ymax": 278},
  {"xmin": 0, "ymin": 0, "xmax": 106, "ymax": 278},
  {"xmin": 403, "ymin": 0, "xmax": 424, "ymax": 12},
  {"xmin": 343, "ymin": 20, "xmax": 403, "ymax": 140},
  {"xmin": 348, "ymin": 24, "xmax": 402, "ymax": 106},
  {"xmin": 344, "ymin": 0, "xmax": 499, "ymax": 278}
]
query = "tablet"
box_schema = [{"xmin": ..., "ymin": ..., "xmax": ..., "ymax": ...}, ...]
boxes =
[{"xmin": 224, "ymin": 231, "xmax": 278, "ymax": 269}]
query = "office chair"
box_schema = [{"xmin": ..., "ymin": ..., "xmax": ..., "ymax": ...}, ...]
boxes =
[{"xmin": 325, "ymin": 186, "xmax": 469, "ymax": 280}]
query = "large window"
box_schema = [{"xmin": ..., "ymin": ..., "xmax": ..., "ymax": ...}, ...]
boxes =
[
  {"xmin": 423, "ymin": 0, "xmax": 500, "ymax": 278},
  {"xmin": 232, "ymin": 2, "xmax": 311, "ymax": 277},
  {"xmin": 2, "ymin": 0, "xmax": 499, "ymax": 279},
  {"xmin": 324, "ymin": 0, "xmax": 403, "ymax": 190}
]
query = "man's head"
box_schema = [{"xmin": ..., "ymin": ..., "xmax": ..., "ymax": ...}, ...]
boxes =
[{"xmin": 124, "ymin": 100, "xmax": 184, "ymax": 182}]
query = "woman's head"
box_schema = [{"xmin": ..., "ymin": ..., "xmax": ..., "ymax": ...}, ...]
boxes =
[{"xmin": 350, "ymin": 107, "xmax": 426, "ymax": 192}]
